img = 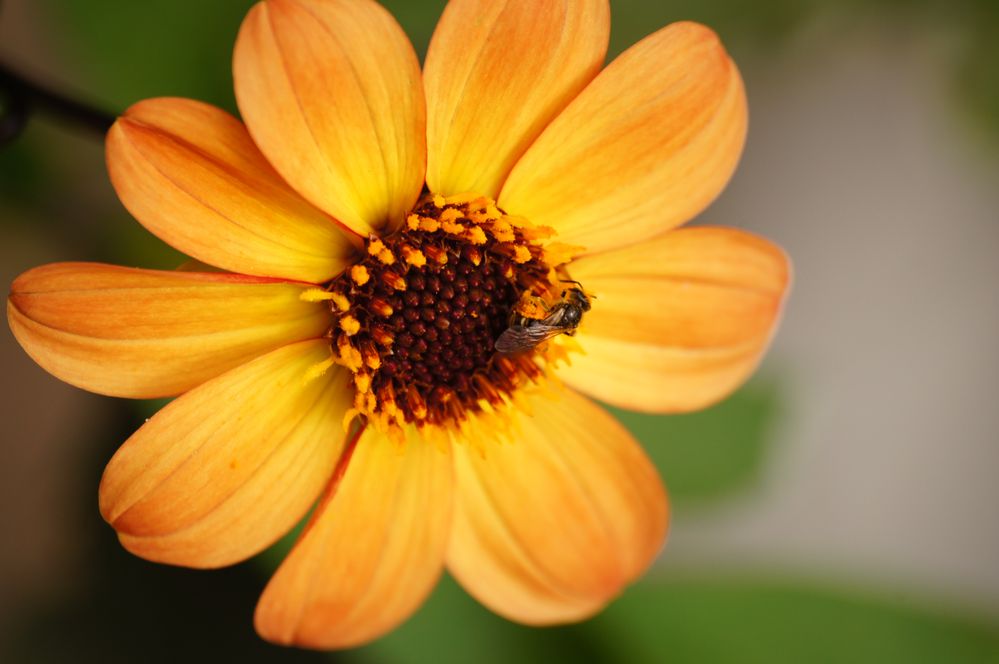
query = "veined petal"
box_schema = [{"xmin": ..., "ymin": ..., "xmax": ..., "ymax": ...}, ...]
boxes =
[
  {"xmin": 234, "ymin": 0, "xmax": 426, "ymax": 236},
  {"xmin": 562, "ymin": 227, "xmax": 790, "ymax": 412},
  {"xmin": 255, "ymin": 427, "xmax": 453, "ymax": 649},
  {"xmin": 106, "ymin": 97, "xmax": 355, "ymax": 283},
  {"xmin": 424, "ymin": 0, "xmax": 609, "ymax": 198},
  {"xmin": 447, "ymin": 389, "xmax": 668, "ymax": 625},
  {"xmin": 500, "ymin": 22, "xmax": 747, "ymax": 254},
  {"xmin": 7, "ymin": 263, "xmax": 332, "ymax": 398},
  {"xmin": 99, "ymin": 340, "xmax": 352, "ymax": 568}
]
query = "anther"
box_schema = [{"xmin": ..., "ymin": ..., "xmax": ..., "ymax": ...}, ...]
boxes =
[
  {"xmin": 419, "ymin": 217, "xmax": 440, "ymax": 233},
  {"xmin": 406, "ymin": 386, "xmax": 428, "ymax": 421},
  {"xmin": 336, "ymin": 338, "xmax": 363, "ymax": 371},
  {"xmin": 423, "ymin": 244, "xmax": 448, "ymax": 264},
  {"xmin": 371, "ymin": 324, "xmax": 394, "ymax": 346},
  {"xmin": 330, "ymin": 291, "xmax": 351, "ymax": 312},
  {"xmin": 350, "ymin": 265, "xmax": 370, "ymax": 286},
  {"xmin": 360, "ymin": 340, "xmax": 381, "ymax": 370},
  {"xmin": 461, "ymin": 245, "xmax": 481, "ymax": 266},
  {"xmin": 339, "ymin": 315, "xmax": 361, "ymax": 336},
  {"xmin": 381, "ymin": 271, "xmax": 407, "ymax": 291},
  {"xmin": 354, "ymin": 371, "xmax": 372, "ymax": 393},
  {"xmin": 369, "ymin": 297, "xmax": 394, "ymax": 318},
  {"xmin": 300, "ymin": 288, "xmax": 335, "ymax": 303},
  {"xmin": 401, "ymin": 245, "xmax": 427, "ymax": 267}
]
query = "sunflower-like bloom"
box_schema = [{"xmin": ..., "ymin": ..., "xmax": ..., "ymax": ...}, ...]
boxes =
[{"xmin": 7, "ymin": 0, "xmax": 789, "ymax": 650}]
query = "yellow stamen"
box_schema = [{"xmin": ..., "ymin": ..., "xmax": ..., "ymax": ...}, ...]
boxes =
[
  {"xmin": 444, "ymin": 192, "xmax": 477, "ymax": 206},
  {"xmin": 521, "ymin": 224, "xmax": 556, "ymax": 241},
  {"xmin": 355, "ymin": 371, "xmax": 372, "ymax": 393},
  {"xmin": 377, "ymin": 247, "xmax": 396, "ymax": 265},
  {"xmin": 337, "ymin": 338, "xmax": 363, "ymax": 371},
  {"xmin": 512, "ymin": 245, "xmax": 532, "ymax": 263},
  {"xmin": 381, "ymin": 271, "xmax": 407, "ymax": 291},
  {"xmin": 303, "ymin": 355, "xmax": 336, "ymax": 383},
  {"xmin": 423, "ymin": 244, "xmax": 448, "ymax": 264},
  {"xmin": 407, "ymin": 386, "xmax": 428, "ymax": 420},
  {"xmin": 465, "ymin": 226, "xmax": 488, "ymax": 245},
  {"xmin": 543, "ymin": 242, "xmax": 587, "ymax": 266},
  {"xmin": 515, "ymin": 296, "xmax": 549, "ymax": 320},
  {"xmin": 371, "ymin": 325, "xmax": 394, "ymax": 346},
  {"xmin": 339, "ymin": 315, "xmax": 361, "ymax": 336},
  {"xmin": 442, "ymin": 220, "xmax": 465, "ymax": 235},
  {"xmin": 464, "ymin": 246, "xmax": 482, "ymax": 266},
  {"xmin": 489, "ymin": 219, "xmax": 515, "ymax": 243},
  {"xmin": 350, "ymin": 265, "xmax": 370, "ymax": 286},
  {"xmin": 330, "ymin": 291, "xmax": 351, "ymax": 312},
  {"xmin": 401, "ymin": 245, "xmax": 427, "ymax": 267},
  {"xmin": 299, "ymin": 288, "xmax": 335, "ymax": 303},
  {"xmin": 361, "ymin": 340, "xmax": 382, "ymax": 370},
  {"xmin": 369, "ymin": 297, "xmax": 394, "ymax": 318}
]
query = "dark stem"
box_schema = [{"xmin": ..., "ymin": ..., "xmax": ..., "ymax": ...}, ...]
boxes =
[{"xmin": 0, "ymin": 61, "xmax": 116, "ymax": 144}]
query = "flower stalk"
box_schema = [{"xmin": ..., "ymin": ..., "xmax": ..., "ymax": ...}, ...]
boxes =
[{"xmin": 0, "ymin": 61, "xmax": 115, "ymax": 144}]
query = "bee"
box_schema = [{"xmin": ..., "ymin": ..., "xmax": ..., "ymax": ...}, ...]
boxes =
[{"xmin": 494, "ymin": 284, "xmax": 591, "ymax": 354}]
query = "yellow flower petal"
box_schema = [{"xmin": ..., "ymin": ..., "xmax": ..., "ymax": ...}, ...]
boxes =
[
  {"xmin": 106, "ymin": 97, "xmax": 355, "ymax": 283},
  {"xmin": 99, "ymin": 340, "xmax": 352, "ymax": 568},
  {"xmin": 7, "ymin": 263, "xmax": 332, "ymax": 398},
  {"xmin": 447, "ymin": 389, "xmax": 668, "ymax": 625},
  {"xmin": 424, "ymin": 0, "xmax": 609, "ymax": 198},
  {"xmin": 562, "ymin": 227, "xmax": 790, "ymax": 412},
  {"xmin": 255, "ymin": 427, "xmax": 453, "ymax": 649},
  {"xmin": 500, "ymin": 22, "xmax": 747, "ymax": 254},
  {"xmin": 233, "ymin": 0, "xmax": 426, "ymax": 236}
]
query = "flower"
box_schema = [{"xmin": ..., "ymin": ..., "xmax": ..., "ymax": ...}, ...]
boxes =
[{"xmin": 6, "ymin": 0, "xmax": 789, "ymax": 650}]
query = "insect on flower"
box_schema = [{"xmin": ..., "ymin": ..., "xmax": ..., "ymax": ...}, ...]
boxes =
[
  {"xmin": 7, "ymin": 0, "xmax": 790, "ymax": 651},
  {"xmin": 495, "ymin": 283, "xmax": 592, "ymax": 354}
]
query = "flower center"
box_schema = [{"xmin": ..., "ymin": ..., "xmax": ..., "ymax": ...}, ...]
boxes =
[{"xmin": 320, "ymin": 193, "xmax": 580, "ymax": 437}]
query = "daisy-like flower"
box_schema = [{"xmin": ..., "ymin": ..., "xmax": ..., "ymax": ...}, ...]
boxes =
[{"xmin": 7, "ymin": 0, "xmax": 789, "ymax": 650}]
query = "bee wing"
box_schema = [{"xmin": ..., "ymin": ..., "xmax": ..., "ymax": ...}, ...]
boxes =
[{"xmin": 494, "ymin": 324, "xmax": 566, "ymax": 354}]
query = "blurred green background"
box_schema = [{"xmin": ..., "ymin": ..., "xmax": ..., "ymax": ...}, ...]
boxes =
[{"xmin": 2, "ymin": 0, "xmax": 998, "ymax": 662}]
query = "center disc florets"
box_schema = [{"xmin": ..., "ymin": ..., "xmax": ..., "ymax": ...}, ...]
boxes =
[{"xmin": 322, "ymin": 193, "xmax": 576, "ymax": 437}]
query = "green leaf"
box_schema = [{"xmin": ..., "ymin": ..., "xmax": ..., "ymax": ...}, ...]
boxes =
[
  {"xmin": 592, "ymin": 576, "xmax": 999, "ymax": 664},
  {"xmin": 39, "ymin": 0, "xmax": 251, "ymax": 113},
  {"xmin": 340, "ymin": 574, "xmax": 999, "ymax": 664},
  {"xmin": 608, "ymin": 379, "xmax": 782, "ymax": 507}
]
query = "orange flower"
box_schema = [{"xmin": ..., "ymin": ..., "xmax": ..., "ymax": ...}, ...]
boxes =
[{"xmin": 7, "ymin": 0, "xmax": 789, "ymax": 650}]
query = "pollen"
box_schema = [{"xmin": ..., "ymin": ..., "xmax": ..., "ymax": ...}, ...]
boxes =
[
  {"xmin": 318, "ymin": 193, "xmax": 576, "ymax": 437},
  {"xmin": 350, "ymin": 265, "xmax": 370, "ymax": 286},
  {"xmin": 339, "ymin": 315, "xmax": 361, "ymax": 336}
]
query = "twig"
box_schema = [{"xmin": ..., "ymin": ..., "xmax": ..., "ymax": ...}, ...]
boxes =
[{"xmin": 0, "ymin": 61, "xmax": 116, "ymax": 144}]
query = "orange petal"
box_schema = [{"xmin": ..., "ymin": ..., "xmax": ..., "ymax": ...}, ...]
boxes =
[
  {"xmin": 562, "ymin": 226, "xmax": 790, "ymax": 412},
  {"xmin": 446, "ymin": 389, "xmax": 668, "ymax": 625},
  {"xmin": 7, "ymin": 263, "xmax": 331, "ymax": 398},
  {"xmin": 255, "ymin": 426, "xmax": 453, "ymax": 649},
  {"xmin": 233, "ymin": 0, "xmax": 426, "ymax": 236},
  {"xmin": 424, "ymin": 0, "xmax": 609, "ymax": 198},
  {"xmin": 99, "ymin": 340, "xmax": 352, "ymax": 568},
  {"xmin": 106, "ymin": 97, "xmax": 355, "ymax": 283},
  {"xmin": 500, "ymin": 22, "xmax": 747, "ymax": 254}
]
